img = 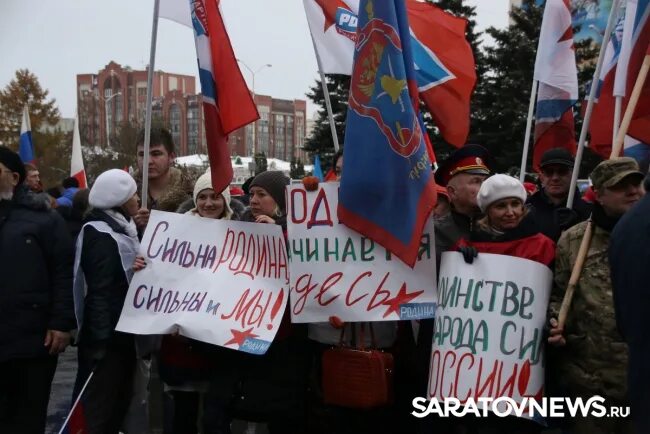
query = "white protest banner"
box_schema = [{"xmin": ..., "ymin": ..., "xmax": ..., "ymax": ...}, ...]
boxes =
[
  {"xmin": 115, "ymin": 210, "xmax": 288, "ymax": 355},
  {"xmin": 429, "ymin": 252, "xmax": 552, "ymax": 417},
  {"xmin": 287, "ymin": 183, "xmax": 437, "ymax": 322}
]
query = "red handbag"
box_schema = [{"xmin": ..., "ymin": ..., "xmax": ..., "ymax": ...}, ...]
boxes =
[{"xmin": 321, "ymin": 323, "xmax": 394, "ymax": 409}]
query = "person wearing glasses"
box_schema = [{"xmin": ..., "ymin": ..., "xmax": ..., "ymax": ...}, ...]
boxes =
[{"xmin": 527, "ymin": 148, "xmax": 592, "ymax": 242}]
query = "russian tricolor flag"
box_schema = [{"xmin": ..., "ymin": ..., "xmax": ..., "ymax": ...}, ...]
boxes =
[
  {"xmin": 189, "ymin": 0, "xmax": 259, "ymax": 194},
  {"xmin": 19, "ymin": 105, "xmax": 35, "ymax": 164},
  {"xmin": 532, "ymin": 0, "xmax": 579, "ymax": 171}
]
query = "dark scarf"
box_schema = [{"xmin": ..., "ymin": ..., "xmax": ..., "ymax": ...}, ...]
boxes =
[
  {"xmin": 591, "ymin": 203, "xmax": 620, "ymax": 233},
  {"xmin": 471, "ymin": 214, "xmax": 542, "ymax": 243}
]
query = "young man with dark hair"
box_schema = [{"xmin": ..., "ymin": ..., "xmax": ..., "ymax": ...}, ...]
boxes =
[
  {"xmin": 56, "ymin": 177, "xmax": 80, "ymax": 208},
  {"xmin": 133, "ymin": 127, "xmax": 193, "ymax": 229},
  {"xmin": 24, "ymin": 163, "xmax": 42, "ymax": 193}
]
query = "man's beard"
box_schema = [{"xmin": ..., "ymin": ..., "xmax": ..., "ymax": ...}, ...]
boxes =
[{"xmin": 0, "ymin": 190, "xmax": 13, "ymax": 201}]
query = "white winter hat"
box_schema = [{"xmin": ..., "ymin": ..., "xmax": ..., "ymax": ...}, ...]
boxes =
[
  {"xmin": 476, "ymin": 174, "xmax": 527, "ymax": 213},
  {"xmin": 193, "ymin": 171, "xmax": 233, "ymax": 219},
  {"xmin": 89, "ymin": 169, "xmax": 137, "ymax": 210}
]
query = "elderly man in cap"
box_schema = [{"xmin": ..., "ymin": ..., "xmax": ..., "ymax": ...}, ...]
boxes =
[
  {"xmin": 433, "ymin": 144, "xmax": 492, "ymax": 253},
  {"xmin": 548, "ymin": 157, "xmax": 645, "ymax": 434},
  {"xmin": 0, "ymin": 146, "xmax": 75, "ymax": 434},
  {"xmin": 528, "ymin": 148, "xmax": 592, "ymax": 241}
]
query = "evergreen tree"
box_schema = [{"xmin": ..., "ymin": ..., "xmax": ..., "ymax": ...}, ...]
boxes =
[
  {"xmin": 304, "ymin": 74, "xmax": 350, "ymax": 162},
  {"xmin": 470, "ymin": 0, "xmax": 544, "ymax": 172}
]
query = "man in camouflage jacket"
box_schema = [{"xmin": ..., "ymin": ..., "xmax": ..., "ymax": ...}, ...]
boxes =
[{"xmin": 548, "ymin": 158, "xmax": 646, "ymax": 434}]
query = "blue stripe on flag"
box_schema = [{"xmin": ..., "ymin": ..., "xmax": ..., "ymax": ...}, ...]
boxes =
[
  {"xmin": 198, "ymin": 68, "xmax": 216, "ymax": 101},
  {"xmin": 19, "ymin": 131, "xmax": 34, "ymax": 163},
  {"xmin": 536, "ymin": 99, "xmax": 577, "ymax": 120}
]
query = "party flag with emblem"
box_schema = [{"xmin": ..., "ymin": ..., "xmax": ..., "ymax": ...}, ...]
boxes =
[
  {"xmin": 303, "ymin": 0, "xmax": 360, "ymax": 74},
  {"xmin": 19, "ymin": 105, "xmax": 35, "ymax": 164},
  {"xmin": 407, "ymin": 0, "xmax": 476, "ymax": 148},
  {"xmin": 189, "ymin": 0, "xmax": 259, "ymax": 194},
  {"xmin": 339, "ymin": 0, "xmax": 437, "ymax": 268},
  {"xmin": 532, "ymin": 0, "xmax": 579, "ymax": 171}
]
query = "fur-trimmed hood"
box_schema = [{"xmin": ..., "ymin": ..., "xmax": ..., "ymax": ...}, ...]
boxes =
[
  {"xmin": 12, "ymin": 185, "xmax": 52, "ymax": 212},
  {"xmin": 134, "ymin": 167, "xmax": 193, "ymax": 212}
]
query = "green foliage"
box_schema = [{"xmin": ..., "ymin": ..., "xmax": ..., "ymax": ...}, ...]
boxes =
[{"xmin": 235, "ymin": 156, "xmax": 243, "ymax": 165}]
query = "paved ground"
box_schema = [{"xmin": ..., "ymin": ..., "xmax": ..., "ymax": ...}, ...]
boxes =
[{"xmin": 44, "ymin": 347, "xmax": 266, "ymax": 434}]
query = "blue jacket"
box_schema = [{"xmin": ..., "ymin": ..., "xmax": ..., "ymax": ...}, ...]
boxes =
[
  {"xmin": 56, "ymin": 187, "xmax": 79, "ymax": 208},
  {"xmin": 610, "ymin": 193, "xmax": 650, "ymax": 433}
]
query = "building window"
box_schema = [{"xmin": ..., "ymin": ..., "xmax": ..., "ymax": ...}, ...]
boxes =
[
  {"xmin": 187, "ymin": 106, "xmax": 199, "ymax": 155},
  {"xmin": 169, "ymin": 103, "xmax": 182, "ymax": 149}
]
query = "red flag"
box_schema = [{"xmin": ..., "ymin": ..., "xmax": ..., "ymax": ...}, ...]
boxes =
[
  {"xmin": 191, "ymin": 0, "xmax": 259, "ymax": 193},
  {"xmin": 407, "ymin": 1, "xmax": 477, "ymax": 148}
]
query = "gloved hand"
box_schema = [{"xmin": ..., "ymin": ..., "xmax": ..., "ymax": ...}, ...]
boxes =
[
  {"xmin": 554, "ymin": 207, "xmax": 579, "ymax": 231},
  {"xmin": 458, "ymin": 245, "xmax": 478, "ymax": 264},
  {"xmin": 328, "ymin": 316, "xmax": 345, "ymax": 329}
]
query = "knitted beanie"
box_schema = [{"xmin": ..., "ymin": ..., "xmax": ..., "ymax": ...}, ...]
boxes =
[
  {"xmin": 193, "ymin": 171, "xmax": 233, "ymax": 219},
  {"xmin": 476, "ymin": 174, "xmax": 527, "ymax": 213},
  {"xmin": 89, "ymin": 169, "xmax": 137, "ymax": 210},
  {"xmin": 0, "ymin": 146, "xmax": 26, "ymax": 184},
  {"xmin": 249, "ymin": 170, "xmax": 290, "ymax": 212}
]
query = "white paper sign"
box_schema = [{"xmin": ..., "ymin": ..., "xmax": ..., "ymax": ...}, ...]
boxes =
[
  {"xmin": 429, "ymin": 252, "xmax": 552, "ymax": 417},
  {"xmin": 287, "ymin": 183, "xmax": 437, "ymax": 323},
  {"xmin": 116, "ymin": 211, "xmax": 288, "ymax": 355}
]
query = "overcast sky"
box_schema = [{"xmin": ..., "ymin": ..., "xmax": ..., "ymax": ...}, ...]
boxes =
[{"xmin": 0, "ymin": 0, "xmax": 510, "ymax": 119}]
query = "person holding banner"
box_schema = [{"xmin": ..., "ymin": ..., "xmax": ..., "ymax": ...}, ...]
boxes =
[
  {"xmin": 133, "ymin": 127, "xmax": 193, "ymax": 230},
  {"xmin": 453, "ymin": 174, "xmax": 554, "ymax": 433},
  {"xmin": 204, "ymin": 170, "xmax": 309, "ymax": 433},
  {"xmin": 456, "ymin": 174, "xmax": 556, "ymax": 267},
  {"xmin": 155, "ymin": 170, "xmax": 235, "ymax": 434},
  {"xmin": 71, "ymin": 169, "xmax": 141, "ymax": 433},
  {"xmin": 548, "ymin": 158, "xmax": 645, "ymax": 434}
]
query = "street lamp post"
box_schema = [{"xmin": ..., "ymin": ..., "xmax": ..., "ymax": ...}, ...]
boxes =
[
  {"xmin": 236, "ymin": 59, "xmax": 272, "ymax": 156},
  {"xmin": 96, "ymin": 91, "xmax": 122, "ymax": 147}
]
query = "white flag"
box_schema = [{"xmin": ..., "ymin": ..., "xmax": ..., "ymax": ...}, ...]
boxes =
[
  {"xmin": 303, "ymin": 0, "xmax": 359, "ymax": 75},
  {"xmin": 70, "ymin": 117, "xmax": 87, "ymax": 188},
  {"xmin": 159, "ymin": 0, "xmax": 192, "ymax": 28}
]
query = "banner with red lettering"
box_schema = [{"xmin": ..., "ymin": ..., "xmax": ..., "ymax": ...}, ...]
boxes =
[
  {"xmin": 429, "ymin": 252, "xmax": 552, "ymax": 420},
  {"xmin": 115, "ymin": 211, "xmax": 288, "ymax": 355},
  {"xmin": 287, "ymin": 183, "xmax": 437, "ymax": 322}
]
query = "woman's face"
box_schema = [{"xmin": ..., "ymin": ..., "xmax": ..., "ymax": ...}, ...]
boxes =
[
  {"xmin": 196, "ymin": 188, "xmax": 226, "ymax": 219},
  {"xmin": 122, "ymin": 193, "xmax": 140, "ymax": 217},
  {"xmin": 249, "ymin": 186, "xmax": 277, "ymax": 218},
  {"xmin": 487, "ymin": 197, "xmax": 525, "ymax": 231}
]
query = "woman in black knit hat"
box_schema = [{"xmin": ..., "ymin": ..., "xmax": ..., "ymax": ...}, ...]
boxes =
[{"xmin": 203, "ymin": 170, "xmax": 309, "ymax": 434}]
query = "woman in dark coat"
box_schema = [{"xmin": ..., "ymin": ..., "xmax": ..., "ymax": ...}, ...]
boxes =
[
  {"xmin": 204, "ymin": 171, "xmax": 309, "ymax": 434},
  {"xmin": 71, "ymin": 169, "xmax": 141, "ymax": 434}
]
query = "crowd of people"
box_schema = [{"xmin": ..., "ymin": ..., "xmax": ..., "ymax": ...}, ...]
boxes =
[{"xmin": 0, "ymin": 128, "xmax": 648, "ymax": 434}]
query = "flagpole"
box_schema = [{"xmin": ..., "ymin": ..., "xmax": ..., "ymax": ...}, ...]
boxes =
[
  {"xmin": 566, "ymin": 0, "xmax": 621, "ymax": 207},
  {"xmin": 57, "ymin": 371, "xmax": 95, "ymax": 434},
  {"xmin": 613, "ymin": 95, "xmax": 623, "ymax": 144},
  {"xmin": 610, "ymin": 49, "xmax": 650, "ymax": 158},
  {"xmin": 519, "ymin": 80, "xmax": 538, "ymax": 182},
  {"xmin": 309, "ymin": 35, "xmax": 340, "ymax": 153},
  {"xmin": 142, "ymin": 0, "xmax": 160, "ymax": 207}
]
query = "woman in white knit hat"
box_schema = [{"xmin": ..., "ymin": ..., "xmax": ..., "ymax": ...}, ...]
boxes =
[
  {"xmin": 71, "ymin": 169, "xmax": 141, "ymax": 433},
  {"xmin": 139, "ymin": 170, "xmax": 235, "ymax": 433},
  {"xmin": 456, "ymin": 174, "xmax": 555, "ymax": 267}
]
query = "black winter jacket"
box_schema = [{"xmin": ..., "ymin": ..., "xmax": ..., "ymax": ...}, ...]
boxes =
[
  {"xmin": 77, "ymin": 209, "xmax": 134, "ymax": 352},
  {"xmin": 526, "ymin": 188, "xmax": 592, "ymax": 242},
  {"xmin": 0, "ymin": 186, "xmax": 75, "ymax": 362}
]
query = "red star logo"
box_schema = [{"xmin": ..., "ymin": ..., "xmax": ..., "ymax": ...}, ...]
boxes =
[
  {"xmin": 224, "ymin": 327, "xmax": 259, "ymax": 348},
  {"xmin": 382, "ymin": 283, "xmax": 424, "ymax": 318}
]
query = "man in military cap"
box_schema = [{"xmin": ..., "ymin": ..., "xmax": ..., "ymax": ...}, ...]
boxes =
[
  {"xmin": 527, "ymin": 148, "xmax": 592, "ymax": 241},
  {"xmin": 433, "ymin": 144, "xmax": 492, "ymax": 254},
  {"xmin": 548, "ymin": 157, "xmax": 645, "ymax": 434}
]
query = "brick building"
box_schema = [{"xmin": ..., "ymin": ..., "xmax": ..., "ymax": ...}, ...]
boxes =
[
  {"xmin": 77, "ymin": 61, "xmax": 307, "ymax": 161},
  {"xmin": 77, "ymin": 61, "xmax": 205, "ymax": 155},
  {"xmin": 230, "ymin": 94, "xmax": 308, "ymax": 163}
]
